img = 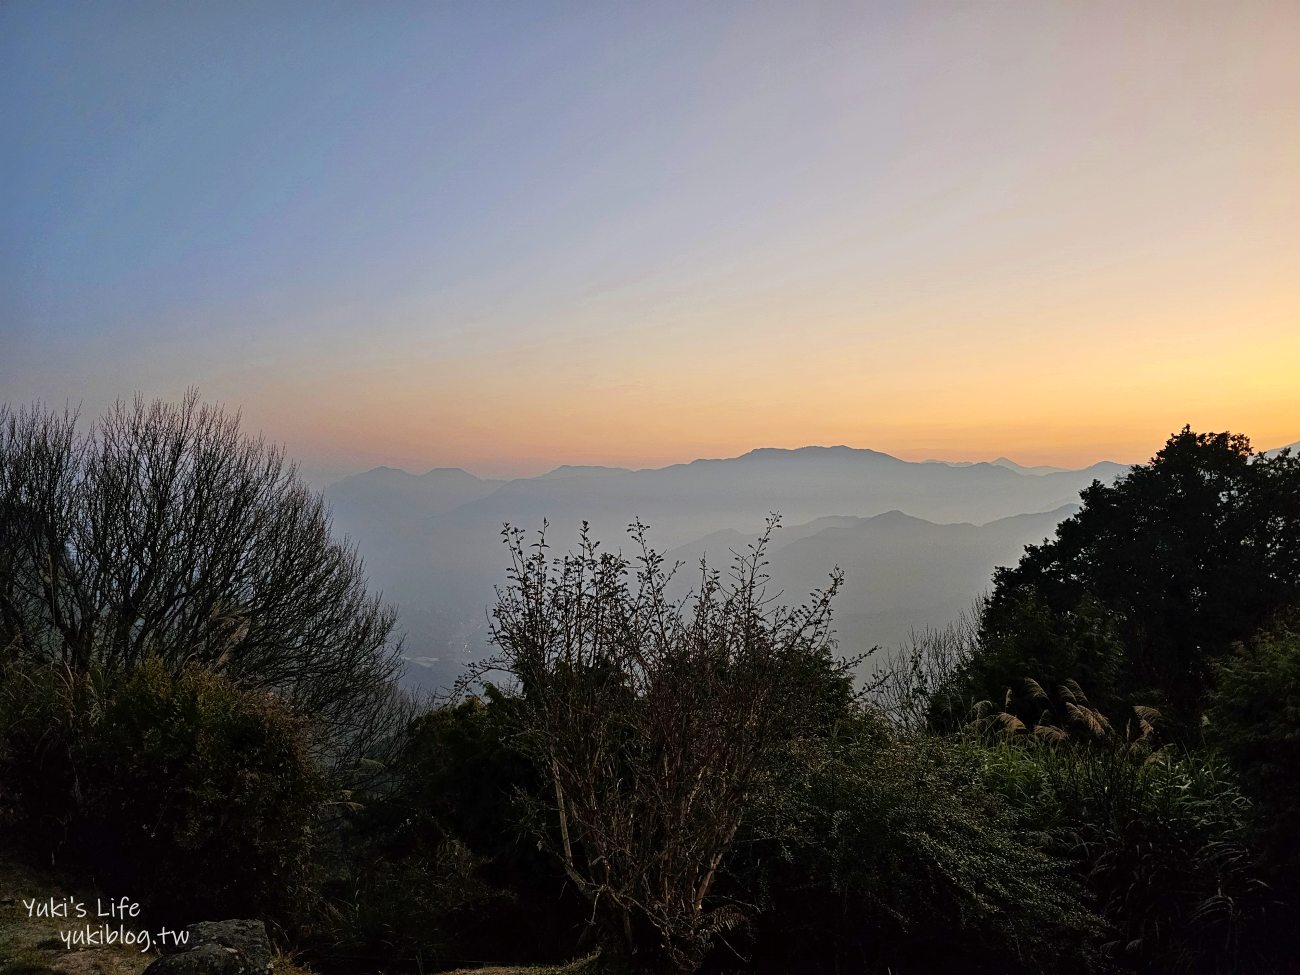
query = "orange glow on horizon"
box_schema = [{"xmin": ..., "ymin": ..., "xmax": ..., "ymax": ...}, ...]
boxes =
[{"xmin": 8, "ymin": 1, "xmax": 1299, "ymax": 484}]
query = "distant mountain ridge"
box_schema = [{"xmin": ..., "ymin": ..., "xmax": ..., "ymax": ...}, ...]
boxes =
[
  {"xmin": 323, "ymin": 446, "xmax": 1125, "ymax": 691},
  {"xmin": 537, "ymin": 465, "xmax": 631, "ymax": 479},
  {"xmin": 924, "ymin": 456, "xmax": 1072, "ymax": 475},
  {"xmin": 664, "ymin": 504, "xmax": 1081, "ymax": 664},
  {"xmin": 336, "ymin": 444, "xmax": 1124, "ymax": 486},
  {"xmin": 328, "ymin": 465, "xmax": 501, "ymax": 508}
]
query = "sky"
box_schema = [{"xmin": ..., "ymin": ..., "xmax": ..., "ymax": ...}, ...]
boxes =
[{"xmin": 3, "ymin": 1, "xmax": 1298, "ymax": 484}]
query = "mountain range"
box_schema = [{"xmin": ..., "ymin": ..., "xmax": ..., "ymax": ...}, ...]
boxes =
[
  {"xmin": 324, "ymin": 446, "xmax": 1134, "ymax": 690},
  {"xmin": 329, "ymin": 436, "xmax": 1300, "ymax": 687}
]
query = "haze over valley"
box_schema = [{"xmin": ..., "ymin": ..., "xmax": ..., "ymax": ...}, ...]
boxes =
[{"xmin": 325, "ymin": 445, "xmax": 1132, "ymax": 689}]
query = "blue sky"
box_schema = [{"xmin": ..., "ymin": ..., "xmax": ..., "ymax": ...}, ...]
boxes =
[{"xmin": 4, "ymin": 2, "xmax": 1298, "ymax": 482}]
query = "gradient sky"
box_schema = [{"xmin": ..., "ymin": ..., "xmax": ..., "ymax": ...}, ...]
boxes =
[{"xmin": 4, "ymin": 1, "xmax": 1298, "ymax": 483}]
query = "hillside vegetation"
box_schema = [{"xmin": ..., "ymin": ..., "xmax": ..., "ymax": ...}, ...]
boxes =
[{"xmin": 2, "ymin": 397, "xmax": 1298, "ymax": 974}]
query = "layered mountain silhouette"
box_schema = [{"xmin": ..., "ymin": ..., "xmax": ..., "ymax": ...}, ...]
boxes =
[
  {"xmin": 325, "ymin": 447, "xmax": 1126, "ymax": 690},
  {"xmin": 926, "ymin": 456, "xmax": 1069, "ymax": 475}
]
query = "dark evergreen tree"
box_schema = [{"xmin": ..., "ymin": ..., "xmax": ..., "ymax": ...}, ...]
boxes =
[{"xmin": 949, "ymin": 428, "xmax": 1300, "ymax": 731}]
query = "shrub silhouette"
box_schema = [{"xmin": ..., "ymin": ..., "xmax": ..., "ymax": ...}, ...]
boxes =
[
  {"xmin": 0, "ymin": 393, "xmax": 402, "ymax": 766},
  {"xmin": 732, "ymin": 714, "xmax": 1104, "ymax": 975},
  {"xmin": 955, "ymin": 429, "xmax": 1300, "ymax": 733},
  {"xmin": 0, "ymin": 657, "xmax": 325, "ymax": 927},
  {"xmin": 485, "ymin": 518, "xmax": 853, "ymax": 973}
]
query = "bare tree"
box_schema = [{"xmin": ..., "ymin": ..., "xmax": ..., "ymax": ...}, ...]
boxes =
[
  {"xmin": 866, "ymin": 599, "xmax": 986, "ymax": 733},
  {"xmin": 0, "ymin": 392, "xmax": 403, "ymax": 762},
  {"xmin": 485, "ymin": 517, "xmax": 848, "ymax": 973}
]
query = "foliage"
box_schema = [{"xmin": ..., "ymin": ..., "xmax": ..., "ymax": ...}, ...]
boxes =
[
  {"xmin": 956, "ymin": 430, "xmax": 1300, "ymax": 731},
  {"xmin": 729, "ymin": 713, "xmax": 1104, "ymax": 974},
  {"xmin": 950, "ymin": 594, "xmax": 1127, "ymax": 729},
  {"xmin": 975, "ymin": 693, "xmax": 1274, "ymax": 974},
  {"xmin": 486, "ymin": 518, "xmax": 854, "ymax": 973},
  {"xmin": 1208, "ymin": 621, "xmax": 1300, "ymax": 888},
  {"xmin": 0, "ymin": 393, "xmax": 403, "ymax": 764},
  {"xmin": 317, "ymin": 689, "xmax": 587, "ymax": 972},
  {"xmin": 320, "ymin": 834, "xmax": 495, "ymax": 973},
  {"xmin": 0, "ymin": 657, "xmax": 326, "ymax": 928},
  {"xmin": 3, "ymin": 408, "xmax": 1296, "ymax": 975},
  {"xmin": 1208, "ymin": 622, "xmax": 1300, "ymax": 850}
]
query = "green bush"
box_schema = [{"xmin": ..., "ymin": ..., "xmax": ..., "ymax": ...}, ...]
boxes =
[
  {"xmin": 1206, "ymin": 622, "xmax": 1300, "ymax": 958},
  {"xmin": 957, "ymin": 429, "xmax": 1300, "ymax": 734},
  {"xmin": 316, "ymin": 689, "xmax": 587, "ymax": 972},
  {"xmin": 1208, "ymin": 623, "xmax": 1300, "ymax": 866},
  {"xmin": 320, "ymin": 835, "xmax": 495, "ymax": 971},
  {"xmin": 941, "ymin": 593, "xmax": 1127, "ymax": 729},
  {"xmin": 730, "ymin": 714, "xmax": 1104, "ymax": 974},
  {"xmin": 980, "ymin": 733, "xmax": 1272, "ymax": 973},
  {"xmin": 0, "ymin": 658, "xmax": 326, "ymax": 928}
]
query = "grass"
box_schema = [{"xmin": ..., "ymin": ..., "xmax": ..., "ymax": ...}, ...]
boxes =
[
  {"xmin": 270, "ymin": 951, "xmax": 317, "ymax": 975},
  {"xmin": 439, "ymin": 953, "xmax": 607, "ymax": 975},
  {"xmin": 0, "ymin": 847, "xmax": 604, "ymax": 975},
  {"xmin": 0, "ymin": 851, "xmax": 152, "ymax": 975},
  {"xmin": 0, "ymin": 848, "xmax": 328, "ymax": 975}
]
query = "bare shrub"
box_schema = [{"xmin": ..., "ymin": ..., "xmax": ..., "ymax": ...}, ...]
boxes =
[
  {"xmin": 0, "ymin": 392, "xmax": 402, "ymax": 763},
  {"xmin": 868, "ymin": 599, "xmax": 983, "ymax": 732},
  {"xmin": 483, "ymin": 517, "xmax": 849, "ymax": 973}
]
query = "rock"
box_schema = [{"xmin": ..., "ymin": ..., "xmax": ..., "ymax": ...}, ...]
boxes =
[
  {"xmin": 146, "ymin": 919, "xmax": 273, "ymax": 975},
  {"xmin": 144, "ymin": 943, "xmax": 249, "ymax": 975},
  {"xmin": 183, "ymin": 920, "xmax": 274, "ymax": 975}
]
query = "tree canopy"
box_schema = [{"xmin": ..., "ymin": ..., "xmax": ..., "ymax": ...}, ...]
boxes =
[
  {"xmin": 0, "ymin": 393, "xmax": 404, "ymax": 760},
  {"xmin": 949, "ymin": 428, "xmax": 1300, "ymax": 729}
]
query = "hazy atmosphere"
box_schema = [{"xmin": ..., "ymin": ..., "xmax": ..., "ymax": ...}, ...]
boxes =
[{"xmin": 4, "ymin": 4, "xmax": 1300, "ymax": 975}]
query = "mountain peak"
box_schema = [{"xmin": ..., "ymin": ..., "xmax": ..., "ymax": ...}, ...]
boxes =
[
  {"xmin": 539, "ymin": 465, "xmax": 631, "ymax": 480},
  {"xmin": 419, "ymin": 467, "xmax": 482, "ymax": 481},
  {"xmin": 738, "ymin": 445, "xmax": 899, "ymax": 462},
  {"xmin": 990, "ymin": 457, "xmax": 1071, "ymax": 475},
  {"xmin": 866, "ymin": 508, "xmax": 936, "ymax": 527}
]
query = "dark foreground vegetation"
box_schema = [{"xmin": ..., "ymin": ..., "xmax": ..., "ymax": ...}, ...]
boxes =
[{"xmin": 2, "ymin": 397, "xmax": 1298, "ymax": 974}]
